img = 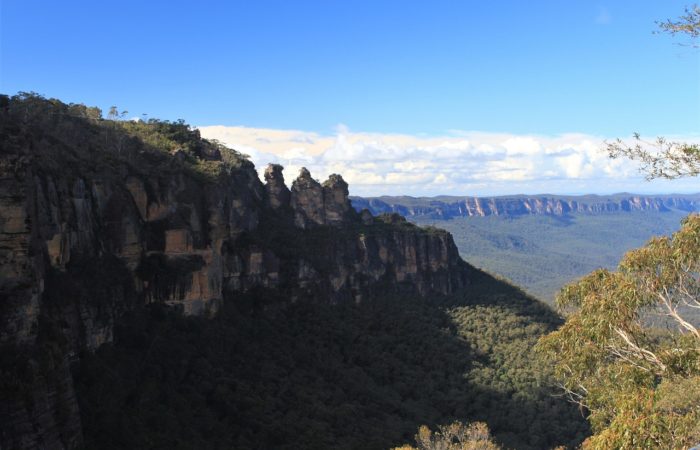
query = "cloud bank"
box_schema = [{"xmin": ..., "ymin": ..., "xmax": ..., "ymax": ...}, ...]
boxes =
[{"xmin": 197, "ymin": 125, "xmax": 700, "ymax": 197}]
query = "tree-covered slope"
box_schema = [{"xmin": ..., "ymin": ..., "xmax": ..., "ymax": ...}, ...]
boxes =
[{"xmin": 74, "ymin": 271, "xmax": 590, "ymax": 450}]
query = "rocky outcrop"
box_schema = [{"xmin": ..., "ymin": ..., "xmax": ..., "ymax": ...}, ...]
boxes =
[
  {"xmin": 322, "ymin": 174, "xmax": 352, "ymax": 225},
  {"xmin": 291, "ymin": 168, "xmax": 325, "ymax": 227},
  {"xmin": 0, "ymin": 95, "xmax": 472, "ymax": 449},
  {"xmin": 264, "ymin": 163, "xmax": 290, "ymax": 211},
  {"xmin": 352, "ymin": 194, "xmax": 700, "ymax": 219},
  {"xmin": 290, "ymin": 168, "xmax": 354, "ymax": 228}
]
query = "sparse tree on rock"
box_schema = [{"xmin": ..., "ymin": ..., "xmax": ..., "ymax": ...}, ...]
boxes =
[{"xmin": 107, "ymin": 105, "xmax": 128, "ymax": 121}]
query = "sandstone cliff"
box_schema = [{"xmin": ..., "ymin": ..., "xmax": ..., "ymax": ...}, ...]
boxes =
[
  {"xmin": 0, "ymin": 94, "xmax": 472, "ymax": 449},
  {"xmin": 352, "ymin": 194, "xmax": 700, "ymax": 219}
]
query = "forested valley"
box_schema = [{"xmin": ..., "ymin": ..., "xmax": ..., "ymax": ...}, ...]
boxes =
[{"xmin": 74, "ymin": 270, "xmax": 589, "ymax": 449}]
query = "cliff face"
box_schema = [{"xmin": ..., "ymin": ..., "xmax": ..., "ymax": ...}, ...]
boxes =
[
  {"xmin": 352, "ymin": 194, "xmax": 700, "ymax": 219},
  {"xmin": 0, "ymin": 95, "xmax": 471, "ymax": 449}
]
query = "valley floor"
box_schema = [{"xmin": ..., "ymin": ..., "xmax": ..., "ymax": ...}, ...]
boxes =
[
  {"xmin": 413, "ymin": 210, "xmax": 690, "ymax": 303},
  {"xmin": 74, "ymin": 271, "xmax": 589, "ymax": 450}
]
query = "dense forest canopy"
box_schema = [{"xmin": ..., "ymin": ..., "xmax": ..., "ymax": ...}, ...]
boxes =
[{"xmin": 75, "ymin": 271, "xmax": 589, "ymax": 450}]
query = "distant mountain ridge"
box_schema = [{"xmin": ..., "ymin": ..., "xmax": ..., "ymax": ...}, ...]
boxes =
[{"xmin": 351, "ymin": 193, "xmax": 700, "ymax": 219}]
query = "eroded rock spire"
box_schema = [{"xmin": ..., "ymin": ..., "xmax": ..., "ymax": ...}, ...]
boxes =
[{"xmin": 289, "ymin": 167, "xmax": 352, "ymax": 228}]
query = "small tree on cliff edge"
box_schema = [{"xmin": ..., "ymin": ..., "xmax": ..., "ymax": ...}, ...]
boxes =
[
  {"xmin": 537, "ymin": 6, "xmax": 700, "ymax": 449},
  {"xmin": 606, "ymin": 4, "xmax": 699, "ymax": 181}
]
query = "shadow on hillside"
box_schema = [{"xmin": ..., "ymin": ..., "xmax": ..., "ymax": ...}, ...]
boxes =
[
  {"xmin": 74, "ymin": 278, "xmax": 589, "ymax": 450},
  {"xmin": 442, "ymin": 266, "xmax": 564, "ymax": 324},
  {"xmin": 437, "ymin": 268, "xmax": 590, "ymax": 448}
]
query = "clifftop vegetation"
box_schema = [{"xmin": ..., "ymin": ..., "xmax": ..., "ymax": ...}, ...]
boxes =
[{"xmin": 0, "ymin": 92, "xmax": 250, "ymax": 181}]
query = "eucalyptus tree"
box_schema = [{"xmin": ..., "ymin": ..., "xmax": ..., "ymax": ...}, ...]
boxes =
[{"xmin": 538, "ymin": 6, "xmax": 700, "ymax": 448}]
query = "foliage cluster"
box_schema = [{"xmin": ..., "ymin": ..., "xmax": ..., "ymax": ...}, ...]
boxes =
[
  {"xmin": 607, "ymin": 134, "xmax": 700, "ymax": 180},
  {"xmin": 394, "ymin": 421, "xmax": 500, "ymax": 450},
  {"xmin": 656, "ymin": 4, "xmax": 700, "ymax": 44},
  {"xmin": 538, "ymin": 215, "xmax": 700, "ymax": 448}
]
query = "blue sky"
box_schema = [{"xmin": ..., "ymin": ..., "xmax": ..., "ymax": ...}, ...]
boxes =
[{"xmin": 2, "ymin": 1, "xmax": 699, "ymax": 195}]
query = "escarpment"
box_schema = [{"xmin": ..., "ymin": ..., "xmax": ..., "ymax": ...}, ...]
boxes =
[
  {"xmin": 352, "ymin": 194, "xmax": 700, "ymax": 219},
  {"xmin": 0, "ymin": 95, "xmax": 472, "ymax": 449}
]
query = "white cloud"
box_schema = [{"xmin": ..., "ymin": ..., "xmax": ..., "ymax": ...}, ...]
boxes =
[
  {"xmin": 502, "ymin": 136, "xmax": 542, "ymax": 156},
  {"xmin": 556, "ymin": 153, "xmax": 588, "ymax": 178},
  {"xmin": 434, "ymin": 173, "xmax": 449, "ymax": 184},
  {"xmin": 196, "ymin": 124, "xmax": 700, "ymax": 196}
]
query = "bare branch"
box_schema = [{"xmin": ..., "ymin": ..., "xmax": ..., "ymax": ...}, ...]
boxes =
[
  {"xmin": 657, "ymin": 290, "xmax": 700, "ymax": 339},
  {"xmin": 611, "ymin": 328, "xmax": 667, "ymax": 373}
]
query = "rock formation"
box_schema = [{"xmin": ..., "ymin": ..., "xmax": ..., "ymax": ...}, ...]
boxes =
[
  {"xmin": 291, "ymin": 167, "xmax": 326, "ymax": 228},
  {"xmin": 322, "ymin": 173, "xmax": 351, "ymax": 225},
  {"xmin": 0, "ymin": 95, "xmax": 472, "ymax": 449},
  {"xmin": 264, "ymin": 163, "xmax": 290, "ymax": 211},
  {"xmin": 290, "ymin": 168, "xmax": 355, "ymax": 228}
]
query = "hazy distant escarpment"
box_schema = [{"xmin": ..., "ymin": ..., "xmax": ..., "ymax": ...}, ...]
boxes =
[
  {"xmin": 0, "ymin": 94, "xmax": 470, "ymax": 449},
  {"xmin": 351, "ymin": 194, "xmax": 699, "ymax": 304},
  {"xmin": 352, "ymin": 193, "xmax": 700, "ymax": 219}
]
